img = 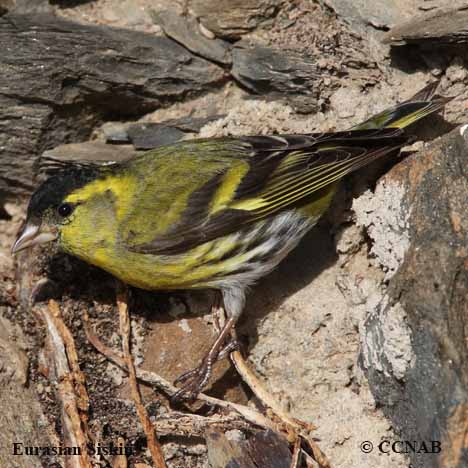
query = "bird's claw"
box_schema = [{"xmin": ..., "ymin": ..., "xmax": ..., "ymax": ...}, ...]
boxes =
[
  {"xmin": 172, "ymin": 358, "xmax": 213, "ymax": 402},
  {"xmin": 218, "ymin": 339, "xmax": 241, "ymax": 360}
]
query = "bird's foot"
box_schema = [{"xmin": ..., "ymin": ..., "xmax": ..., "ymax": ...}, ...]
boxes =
[
  {"xmin": 172, "ymin": 356, "xmax": 214, "ymax": 402},
  {"xmin": 218, "ymin": 338, "xmax": 241, "ymax": 360},
  {"xmin": 172, "ymin": 315, "xmax": 238, "ymax": 402}
]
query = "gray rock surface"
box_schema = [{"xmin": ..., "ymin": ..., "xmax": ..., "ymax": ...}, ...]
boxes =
[
  {"xmin": 189, "ymin": 0, "xmax": 282, "ymax": 39},
  {"xmin": 98, "ymin": 115, "xmax": 226, "ymax": 149},
  {"xmin": 323, "ymin": 0, "xmax": 420, "ymax": 33},
  {"xmin": 0, "ymin": 313, "xmax": 52, "ymax": 468},
  {"xmin": 231, "ymin": 45, "xmax": 319, "ymax": 112},
  {"xmin": 361, "ymin": 126, "xmax": 468, "ymax": 468},
  {"xmin": 0, "ymin": 0, "xmax": 52, "ymax": 14},
  {"xmin": 153, "ymin": 9, "xmax": 232, "ymax": 65},
  {"xmin": 383, "ymin": 3, "xmax": 468, "ymax": 45},
  {"xmin": 0, "ymin": 13, "xmax": 224, "ymax": 200}
]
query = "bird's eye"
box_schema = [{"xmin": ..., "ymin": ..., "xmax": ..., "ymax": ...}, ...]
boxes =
[{"xmin": 57, "ymin": 203, "xmax": 73, "ymax": 217}]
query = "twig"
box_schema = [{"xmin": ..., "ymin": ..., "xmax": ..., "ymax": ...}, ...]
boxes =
[
  {"xmin": 48, "ymin": 300, "xmax": 90, "ymax": 422},
  {"xmin": 304, "ymin": 451, "xmax": 320, "ymax": 468},
  {"xmin": 216, "ymin": 304, "xmax": 313, "ymax": 434},
  {"xmin": 42, "ymin": 300, "xmax": 92, "ymax": 468},
  {"xmin": 155, "ymin": 412, "xmax": 252, "ymax": 437},
  {"xmin": 82, "ymin": 309, "xmax": 276, "ymax": 432},
  {"xmin": 302, "ymin": 437, "xmax": 330, "ymax": 468},
  {"xmin": 231, "ymin": 351, "xmax": 329, "ymax": 467},
  {"xmin": 290, "ymin": 438, "xmax": 302, "ymax": 468},
  {"xmin": 83, "ymin": 294, "xmax": 330, "ymax": 466},
  {"xmin": 116, "ymin": 288, "xmax": 167, "ymax": 468},
  {"xmin": 83, "ymin": 297, "xmax": 330, "ymax": 466},
  {"xmin": 216, "ymin": 306, "xmax": 330, "ymax": 468},
  {"xmin": 231, "ymin": 350, "xmax": 314, "ymax": 433}
]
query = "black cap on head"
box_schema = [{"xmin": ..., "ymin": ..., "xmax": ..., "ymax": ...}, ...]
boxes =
[
  {"xmin": 12, "ymin": 165, "xmax": 103, "ymax": 254},
  {"xmin": 27, "ymin": 169, "xmax": 98, "ymax": 220}
]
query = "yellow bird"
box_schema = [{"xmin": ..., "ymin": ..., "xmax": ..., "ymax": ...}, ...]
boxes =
[{"xmin": 12, "ymin": 82, "xmax": 449, "ymax": 399}]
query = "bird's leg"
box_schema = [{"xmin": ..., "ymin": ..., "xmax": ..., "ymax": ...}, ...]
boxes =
[
  {"xmin": 217, "ymin": 339, "xmax": 241, "ymax": 360},
  {"xmin": 172, "ymin": 316, "xmax": 237, "ymax": 401},
  {"xmin": 211, "ymin": 292, "xmax": 224, "ymax": 334},
  {"xmin": 172, "ymin": 288, "xmax": 245, "ymax": 401},
  {"xmin": 211, "ymin": 292, "xmax": 241, "ymax": 356}
]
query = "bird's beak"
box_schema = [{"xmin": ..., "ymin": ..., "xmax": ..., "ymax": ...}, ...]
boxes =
[{"xmin": 11, "ymin": 222, "xmax": 57, "ymax": 254}]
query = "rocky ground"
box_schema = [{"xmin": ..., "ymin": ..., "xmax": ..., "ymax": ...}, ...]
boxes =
[{"xmin": 0, "ymin": 1, "xmax": 467, "ymax": 468}]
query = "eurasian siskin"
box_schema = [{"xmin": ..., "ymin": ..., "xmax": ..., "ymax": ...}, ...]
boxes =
[{"xmin": 12, "ymin": 81, "xmax": 449, "ymax": 398}]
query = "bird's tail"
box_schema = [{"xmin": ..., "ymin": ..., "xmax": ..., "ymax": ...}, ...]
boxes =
[{"xmin": 351, "ymin": 81, "xmax": 452, "ymax": 131}]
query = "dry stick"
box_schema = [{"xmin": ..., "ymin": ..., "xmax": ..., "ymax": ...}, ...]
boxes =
[
  {"xmin": 216, "ymin": 304, "xmax": 313, "ymax": 433},
  {"xmin": 290, "ymin": 438, "xmax": 302, "ymax": 468},
  {"xmin": 43, "ymin": 300, "xmax": 92, "ymax": 468},
  {"xmin": 302, "ymin": 437, "xmax": 330, "ymax": 468},
  {"xmin": 82, "ymin": 309, "xmax": 276, "ymax": 432},
  {"xmin": 304, "ymin": 452, "xmax": 321, "ymax": 468},
  {"xmin": 217, "ymin": 307, "xmax": 330, "ymax": 468},
  {"xmin": 231, "ymin": 348, "xmax": 330, "ymax": 468},
  {"xmin": 155, "ymin": 412, "xmax": 252, "ymax": 437},
  {"xmin": 84, "ymin": 302, "xmax": 329, "ymax": 467},
  {"xmin": 231, "ymin": 350, "xmax": 314, "ymax": 432},
  {"xmin": 116, "ymin": 289, "xmax": 167, "ymax": 468},
  {"xmin": 48, "ymin": 300, "xmax": 90, "ymax": 425}
]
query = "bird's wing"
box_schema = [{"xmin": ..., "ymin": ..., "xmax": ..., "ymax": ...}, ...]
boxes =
[
  {"xmin": 128, "ymin": 128, "xmax": 407, "ymax": 255},
  {"xmin": 128, "ymin": 80, "xmax": 450, "ymax": 255},
  {"xmin": 351, "ymin": 81, "xmax": 451, "ymax": 130}
]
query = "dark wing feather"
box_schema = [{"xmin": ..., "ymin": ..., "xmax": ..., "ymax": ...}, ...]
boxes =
[
  {"xmin": 351, "ymin": 81, "xmax": 451, "ymax": 130},
  {"xmin": 130, "ymin": 128, "xmax": 408, "ymax": 255}
]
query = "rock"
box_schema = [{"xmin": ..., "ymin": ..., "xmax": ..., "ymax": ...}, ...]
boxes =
[
  {"xmin": 100, "ymin": 115, "xmax": 226, "ymax": 149},
  {"xmin": 152, "ymin": 9, "xmax": 232, "ymax": 65},
  {"xmin": 0, "ymin": 14, "xmax": 224, "ymax": 200},
  {"xmin": 446, "ymin": 57, "xmax": 468, "ymax": 84},
  {"xmin": 125, "ymin": 115, "xmax": 225, "ymax": 150},
  {"xmin": 139, "ymin": 291, "xmax": 249, "ymax": 404},
  {"xmin": 383, "ymin": 3, "xmax": 468, "ymax": 45},
  {"xmin": 231, "ymin": 45, "xmax": 319, "ymax": 112},
  {"xmin": 55, "ymin": 0, "xmax": 163, "ymax": 33},
  {"xmin": 206, "ymin": 429, "xmax": 291, "ymax": 468},
  {"xmin": 0, "ymin": 0, "xmax": 14, "ymax": 14},
  {"xmin": 101, "ymin": 123, "xmax": 131, "ymax": 145},
  {"xmin": 417, "ymin": 0, "xmax": 449, "ymax": 12},
  {"xmin": 0, "ymin": 0, "xmax": 52, "ymax": 14},
  {"xmin": 41, "ymin": 141, "xmax": 138, "ymax": 166},
  {"xmin": 97, "ymin": 0, "xmax": 149, "ymax": 28},
  {"xmin": 360, "ymin": 126, "xmax": 468, "ymax": 468},
  {"xmin": 0, "ymin": 314, "xmax": 53, "ymax": 468},
  {"xmin": 0, "ymin": 316, "xmax": 29, "ymax": 385},
  {"xmin": 126, "ymin": 125, "xmax": 183, "ymax": 150},
  {"xmin": 323, "ymin": 0, "xmax": 419, "ymax": 34},
  {"xmin": 353, "ymin": 181, "xmax": 411, "ymax": 281},
  {"xmin": 36, "ymin": 142, "xmax": 139, "ymax": 189},
  {"xmin": 189, "ymin": 0, "xmax": 282, "ymax": 39}
]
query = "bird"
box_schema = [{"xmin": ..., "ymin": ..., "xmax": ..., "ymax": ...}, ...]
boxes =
[{"xmin": 12, "ymin": 81, "xmax": 449, "ymax": 400}]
